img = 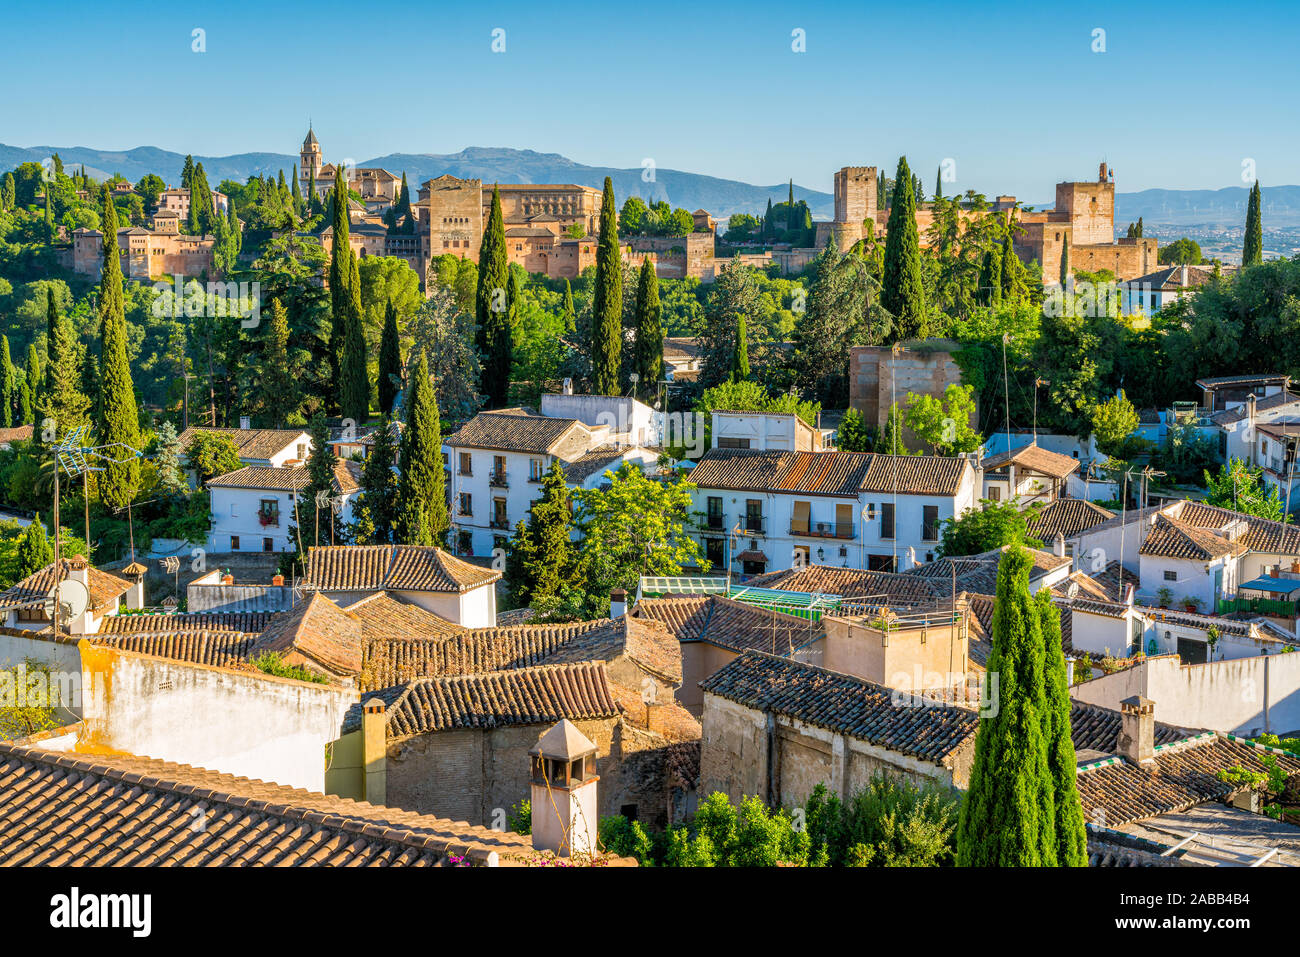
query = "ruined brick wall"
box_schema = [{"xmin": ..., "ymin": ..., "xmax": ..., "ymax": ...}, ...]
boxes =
[{"xmin": 849, "ymin": 344, "xmax": 968, "ymax": 430}]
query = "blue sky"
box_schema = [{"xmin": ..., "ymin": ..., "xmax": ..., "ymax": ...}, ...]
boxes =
[{"xmin": 3, "ymin": 0, "xmax": 1297, "ymax": 199}]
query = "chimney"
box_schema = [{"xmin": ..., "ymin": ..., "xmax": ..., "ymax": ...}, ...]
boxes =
[
  {"xmin": 239, "ymin": 415, "xmax": 251, "ymax": 430},
  {"xmin": 530, "ymin": 719, "xmax": 599, "ymax": 857},
  {"xmin": 562, "ymin": 377, "xmax": 574, "ymax": 396},
  {"xmin": 65, "ymin": 555, "xmax": 90, "ymax": 588},
  {"xmin": 1053, "ymin": 532, "xmax": 1066, "ymax": 558},
  {"xmin": 1117, "ymin": 695, "xmax": 1156, "ymax": 765},
  {"xmin": 361, "ymin": 698, "xmax": 387, "ymax": 805},
  {"xmin": 609, "ymin": 588, "xmax": 627, "ymax": 619},
  {"xmin": 899, "ymin": 546, "xmax": 918, "ymax": 572},
  {"xmin": 1246, "ymin": 392, "xmax": 1257, "ymax": 429}
]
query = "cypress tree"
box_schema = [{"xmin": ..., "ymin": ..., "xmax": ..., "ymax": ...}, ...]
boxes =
[
  {"xmin": 475, "ymin": 186, "xmax": 511, "ymax": 408},
  {"xmin": 291, "ymin": 163, "xmax": 303, "ymax": 214},
  {"xmin": 763, "ymin": 197, "xmax": 772, "ymax": 240},
  {"xmin": 1243, "ymin": 180, "xmax": 1263, "ymax": 267},
  {"xmin": 354, "ymin": 415, "xmax": 400, "ymax": 544},
  {"xmin": 561, "ymin": 279, "xmax": 576, "ymax": 333},
  {"xmin": 934, "ymin": 165, "xmax": 943, "ymax": 202},
  {"xmin": 96, "ymin": 192, "xmax": 141, "ymax": 509},
  {"xmin": 1000, "ymin": 233, "xmax": 1018, "ymax": 301},
  {"xmin": 395, "ymin": 351, "xmax": 447, "ymax": 546},
  {"xmin": 1059, "ymin": 240, "xmax": 1070, "ymax": 287},
  {"xmin": 327, "ymin": 166, "xmax": 351, "ymax": 410},
  {"xmin": 786, "ymin": 179, "xmax": 796, "ymax": 232},
  {"xmin": 181, "ymin": 155, "xmax": 194, "ymax": 192},
  {"xmin": 258, "ymin": 298, "xmax": 299, "ymax": 425},
  {"xmin": 44, "ymin": 185, "xmax": 54, "ymax": 242},
  {"xmin": 633, "ymin": 258, "xmax": 663, "ymax": 400},
  {"xmin": 1, "ymin": 172, "xmax": 14, "ymax": 212},
  {"xmin": 304, "ymin": 414, "xmax": 339, "ymax": 547},
  {"xmin": 26, "ymin": 344, "xmax": 42, "ymax": 416},
  {"xmin": 18, "ymin": 374, "xmax": 31, "ymax": 426},
  {"xmin": 378, "ymin": 299, "xmax": 403, "ymax": 415},
  {"xmin": 228, "ymin": 204, "xmax": 242, "ymax": 257},
  {"xmin": 0, "ymin": 336, "xmax": 12, "ymax": 429},
  {"xmin": 307, "ymin": 168, "xmax": 318, "ymax": 215},
  {"xmin": 590, "ymin": 176, "xmax": 622, "ymax": 395},
  {"xmin": 731, "ymin": 312, "xmax": 750, "ymax": 383},
  {"xmin": 881, "ymin": 156, "xmax": 927, "ymax": 339},
  {"xmin": 957, "ymin": 546, "xmax": 1056, "ymax": 866},
  {"xmin": 40, "ymin": 287, "xmax": 90, "ymax": 435},
  {"xmin": 978, "ymin": 249, "xmax": 1002, "ymax": 306},
  {"xmin": 505, "ymin": 461, "xmax": 577, "ymax": 607},
  {"xmin": 1134, "ymin": 216, "xmax": 1143, "ymax": 238},
  {"xmin": 1036, "ymin": 589, "xmax": 1089, "ymax": 867},
  {"xmin": 340, "ymin": 247, "xmax": 369, "ymax": 422}
]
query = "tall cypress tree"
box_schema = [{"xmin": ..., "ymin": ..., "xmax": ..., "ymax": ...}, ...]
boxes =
[
  {"xmin": 1000, "ymin": 232, "xmax": 1019, "ymax": 301},
  {"xmin": 327, "ymin": 165, "xmax": 352, "ymax": 411},
  {"xmin": 934, "ymin": 165, "xmax": 943, "ymax": 202},
  {"xmin": 504, "ymin": 460, "xmax": 578, "ymax": 607},
  {"xmin": 881, "ymin": 156, "xmax": 927, "ymax": 339},
  {"xmin": 475, "ymin": 186, "xmax": 511, "ymax": 408},
  {"xmin": 590, "ymin": 176, "xmax": 622, "ymax": 395},
  {"xmin": 96, "ymin": 192, "xmax": 141, "ymax": 509},
  {"xmin": 0, "ymin": 336, "xmax": 12, "ymax": 429},
  {"xmin": 978, "ymin": 249, "xmax": 1002, "ymax": 306},
  {"xmin": 957, "ymin": 547, "xmax": 1056, "ymax": 866},
  {"xmin": 378, "ymin": 299, "xmax": 403, "ymax": 415},
  {"xmin": 561, "ymin": 279, "xmax": 576, "ymax": 333},
  {"xmin": 395, "ymin": 351, "xmax": 447, "ymax": 546},
  {"xmin": 40, "ymin": 287, "xmax": 89, "ymax": 435},
  {"xmin": 26, "ymin": 344, "xmax": 42, "ymax": 417},
  {"xmin": 340, "ymin": 247, "xmax": 369, "ymax": 422},
  {"xmin": 731, "ymin": 312, "xmax": 750, "ymax": 383},
  {"xmin": 1243, "ymin": 180, "xmax": 1263, "ymax": 267},
  {"xmin": 258, "ymin": 298, "xmax": 300, "ymax": 425},
  {"xmin": 305, "ymin": 414, "xmax": 339, "ymax": 547},
  {"xmin": 1059, "ymin": 240, "xmax": 1070, "ymax": 287},
  {"xmin": 1036, "ymin": 589, "xmax": 1088, "ymax": 867},
  {"xmin": 632, "ymin": 258, "xmax": 663, "ymax": 400},
  {"xmin": 291, "ymin": 163, "xmax": 303, "ymax": 214},
  {"xmin": 354, "ymin": 415, "xmax": 400, "ymax": 544}
]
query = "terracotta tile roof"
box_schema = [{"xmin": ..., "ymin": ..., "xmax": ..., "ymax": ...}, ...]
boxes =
[
  {"xmin": 1210, "ymin": 390, "xmax": 1300, "ymax": 426},
  {"xmin": 981, "ymin": 443, "xmax": 1080, "ymax": 479},
  {"xmin": 531, "ymin": 615, "xmax": 683, "ymax": 686},
  {"xmin": 904, "ymin": 546, "xmax": 1071, "ymax": 595},
  {"xmin": 96, "ymin": 611, "xmax": 272, "ymax": 635},
  {"xmin": 1027, "ymin": 499, "xmax": 1116, "ymax": 540},
  {"xmin": 743, "ymin": 565, "xmax": 944, "ymax": 603},
  {"xmin": 563, "ymin": 446, "xmax": 629, "ymax": 484},
  {"xmin": 444, "ymin": 409, "xmax": 592, "ymax": 458},
  {"xmin": 1139, "ymin": 516, "xmax": 1247, "ymax": 561},
  {"xmin": 89, "ymin": 630, "xmax": 258, "ymax": 668},
  {"xmin": 631, "ymin": 595, "xmax": 822, "ymax": 655},
  {"xmin": 0, "ymin": 561, "xmax": 133, "ymax": 613},
  {"xmin": 250, "ymin": 592, "xmax": 364, "ymax": 675},
  {"xmin": 206, "ymin": 461, "xmax": 361, "ymax": 494},
  {"xmin": 1069, "ymin": 701, "xmax": 1192, "ymax": 754},
  {"xmin": 1077, "ymin": 734, "xmax": 1300, "ymax": 827},
  {"xmin": 359, "ymin": 618, "xmax": 616, "ymax": 691},
  {"xmin": 373, "ymin": 662, "xmax": 619, "ymax": 736},
  {"xmin": 700, "ymin": 651, "xmax": 979, "ymax": 764},
  {"xmin": 1174, "ymin": 501, "xmax": 1300, "ymax": 554},
  {"xmin": 0, "ymin": 424, "xmax": 33, "ymax": 445},
  {"xmin": 177, "ymin": 426, "xmax": 309, "ymax": 462},
  {"xmin": 304, "ymin": 545, "xmax": 501, "ymax": 594},
  {"xmin": 1087, "ymin": 827, "xmax": 1195, "ymax": 867},
  {"xmin": 689, "ymin": 448, "xmax": 969, "ymax": 498},
  {"xmin": 0, "ymin": 742, "xmax": 533, "ymax": 866},
  {"xmin": 962, "ymin": 593, "xmax": 995, "ymax": 666},
  {"xmin": 342, "ymin": 592, "xmax": 466, "ymax": 641}
]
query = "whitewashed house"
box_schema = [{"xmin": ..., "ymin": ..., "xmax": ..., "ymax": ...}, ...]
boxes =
[
  {"xmin": 710, "ymin": 411, "xmax": 821, "ymax": 452},
  {"xmin": 179, "ymin": 423, "xmax": 313, "ymax": 487},
  {"xmin": 444, "ymin": 398, "xmax": 660, "ymax": 557},
  {"xmin": 0, "ymin": 558, "xmax": 141, "ymax": 636},
  {"xmin": 205, "ymin": 462, "xmax": 361, "ymax": 554},
  {"xmin": 979, "ymin": 443, "xmax": 1079, "ymax": 505},
  {"xmin": 687, "ymin": 448, "xmax": 977, "ymax": 576}
]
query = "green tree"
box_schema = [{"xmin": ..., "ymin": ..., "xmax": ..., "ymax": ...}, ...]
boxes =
[
  {"xmin": 731, "ymin": 312, "xmax": 750, "ymax": 382},
  {"xmin": 561, "ymin": 279, "xmax": 576, "ymax": 333},
  {"xmin": 0, "ymin": 336, "xmax": 12, "ymax": 429},
  {"xmin": 1035, "ymin": 589, "xmax": 1088, "ymax": 866},
  {"xmin": 1243, "ymin": 180, "xmax": 1263, "ymax": 267},
  {"xmin": 881, "ymin": 156, "xmax": 927, "ymax": 339},
  {"xmin": 96, "ymin": 192, "xmax": 141, "ymax": 509},
  {"xmin": 632, "ymin": 258, "xmax": 663, "ymax": 400},
  {"xmin": 590, "ymin": 177, "xmax": 623, "ymax": 395},
  {"xmin": 39, "ymin": 286, "xmax": 89, "ymax": 437},
  {"xmin": 878, "ymin": 401, "xmax": 914, "ymax": 456},
  {"xmin": 15, "ymin": 515, "xmax": 54, "ymax": 579},
  {"xmin": 836, "ymin": 407, "xmax": 870, "ymax": 452},
  {"xmin": 340, "ymin": 248, "xmax": 370, "ymax": 422},
  {"xmin": 977, "ymin": 248, "xmax": 1002, "ymax": 307},
  {"xmin": 1059, "ymin": 240, "xmax": 1070, "ymax": 286},
  {"xmin": 152, "ymin": 421, "xmax": 187, "ymax": 496},
  {"xmin": 1089, "ymin": 390, "xmax": 1139, "ymax": 458},
  {"xmin": 957, "ymin": 546, "xmax": 1056, "ymax": 865},
  {"xmin": 377, "ymin": 299, "xmax": 403, "ymax": 415},
  {"xmin": 327, "ymin": 165, "xmax": 353, "ymax": 410},
  {"xmin": 903, "ymin": 384, "xmax": 983, "ymax": 455},
  {"xmin": 25, "ymin": 344, "xmax": 41, "ymax": 420},
  {"xmin": 304, "ymin": 414, "xmax": 340, "ymax": 547},
  {"xmin": 254, "ymin": 298, "xmax": 301, "ymax": 426},
  {"xmin": 939, "ymin": 500, "xmax": 1044, "ymax": 557},
  {"xmin": 1204, "ymin": 458, "xmax": 1285, "ymax": 521},
  {"xmin": 505, "ymin": 461, "xmax": 580, "ymax": 609},
  {"xmin": 699, "ymin": 260, "xmax": 760, "ymax": 388},
  {"xmin": 395, "ymin": 351, "xmax": 448, "ymax": 546},
  {"xmin": 351, "ymin": 417, "xmax": 400, "ymax": 544},
  {"xmin": 185, "ymin": 431, "xmax": 242, "ymax": 485},
  {"xmin": 475, "ymin": 186, "xmax": 511, "ymax": 408},
  {"xmin": 1158, "ymin": 238, "xmax": 1203, "ymax": 265},
  {"xmin": 0, "ymin": 659, "xmax": 63, "ymax": 739}
]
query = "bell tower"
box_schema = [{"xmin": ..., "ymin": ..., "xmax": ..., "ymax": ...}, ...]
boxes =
[{"xmin": 300, "ymin": 126, "xmax": 322, "ymax": 196}]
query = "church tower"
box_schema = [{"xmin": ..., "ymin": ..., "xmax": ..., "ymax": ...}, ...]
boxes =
[{"xmin": 300, "ymin": 127, "xmax": 322, "ymax": 197}]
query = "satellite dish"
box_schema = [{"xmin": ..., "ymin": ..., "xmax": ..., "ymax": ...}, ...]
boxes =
[{"xmin": 45, "ymin": 578, "xmax": 90, "ymax": 623}]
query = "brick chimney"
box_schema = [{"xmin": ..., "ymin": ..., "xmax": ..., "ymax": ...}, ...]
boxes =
[
  {"xmin": 361, "ymin": 698, "xmax": 387, "ymax": 805},
  {"xmin": 1117, "ymin": 695, "xmax": 1156, "ymax": 765}
]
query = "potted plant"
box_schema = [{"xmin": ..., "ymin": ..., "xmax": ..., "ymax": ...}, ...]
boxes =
[
  {"xmin": 1183, "ymin": 595, "xmax": 1203, "ymax": 613},
  {"xmin": 1157, "ymin": 587, "xmax": 1173, "ymax": 608}
]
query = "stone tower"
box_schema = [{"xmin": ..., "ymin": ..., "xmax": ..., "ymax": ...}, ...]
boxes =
[
  {"xmin": 300, "ymin": 126, "xmax": 322, "ymax": 196},
  {"xmin": 831, "ymin": 166, "xmax": 877, "ymax": 251}
]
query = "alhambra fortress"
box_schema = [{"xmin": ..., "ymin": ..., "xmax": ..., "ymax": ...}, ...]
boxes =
[{"xmin": 70, "ymin": 128, "xmax": 1157, "ymax": 287}]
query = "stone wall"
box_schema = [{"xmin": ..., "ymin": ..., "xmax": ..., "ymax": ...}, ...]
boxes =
[{"xmin": 849, "ymin": 341, "xmax": 969, "ymax": 430}]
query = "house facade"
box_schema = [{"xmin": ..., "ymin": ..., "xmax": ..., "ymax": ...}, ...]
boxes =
[{"xmin": 205, "ymin": 461, "xmax": 360, "ymax": 554}]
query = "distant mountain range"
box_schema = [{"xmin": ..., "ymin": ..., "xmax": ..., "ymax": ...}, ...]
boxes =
[
  {"xmin": 6, "ymin": 141, "xmax": 1299, "ymax": 229},
  {"xmin": 0, "ymin": 143, "xmax": 834, "ymax": 221}
]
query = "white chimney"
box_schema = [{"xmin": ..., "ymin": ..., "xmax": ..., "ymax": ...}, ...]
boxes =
[
  {"xmin": 900, "ymin": 546, "xmax": 918, "ymax": 572},
  {"xmin": 562, "ymin": 378, "xmax": 574, "ymax": 396},
  {"xmin": 609, "ymin": 588, "xmax": 627, "ymax": 619},
  {"xmin": 1053, "ymin": 533, "xmax": 1066, "ymax": 558},
  {"xmin": 530, "ymin": 720, "xmax": 599, "ymax": 858},
  {"xmin": 239, "ymin": 415, "xmax": 251, "ymax": 430}
]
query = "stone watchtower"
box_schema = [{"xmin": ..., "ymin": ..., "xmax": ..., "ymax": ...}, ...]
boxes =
[
  {"xmin": 300, "ymin": 127, "xmax": 322, "ymax": 196},
  {"xmin": 831, "ymin": 166, "xmax": 877, "ymax": 251},
  {"xmin": 529, "ymin": 719, "xmax": 600, "ymax": 858}
]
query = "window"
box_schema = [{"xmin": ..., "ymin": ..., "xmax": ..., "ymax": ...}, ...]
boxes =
[
  {"xmin": 717, "ymin": 437, "xmax": 751, "ymax": 449},
  {"xmin": 922, "ymin": 506, "xmax": 940, "ymax": 541},
  {"xmin": 791, "ymin": 500, "xmax": 810, "ymax": 535},
  {"xmin": 988, "ymin": 486, "xmax": 1001, "ymax": 502},
  {"xmin": 231, "ymin": 535, "xmax": 240, "ymax": 551},
  {"xmin": 1163, "ymin": 570, "xmax": 1177, "ymax": 582},
  {"xmin": 745, "ymin": 500, "xmax": 763, "ymax": 533},
  {"xmin": 529, "ymin": 458, "xmax": 544, "ymax": 481},
  {"xmin": 706, "ymin": 496, "xmax": 723, "ymax": 529},
  {"xmin": 458, "ymin": 492, "xmax": 472, "ymax": 516},
  {"xmin": 458, "ymin": 452, "xmax": 472, "ymax": 476},
  {"xmin": 880, "ymin": 503, "xmax": 895, "ymax": 540},
  {"xmin": 263, "ymin": 538, "xmax": 274, "ymax": 552}
]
